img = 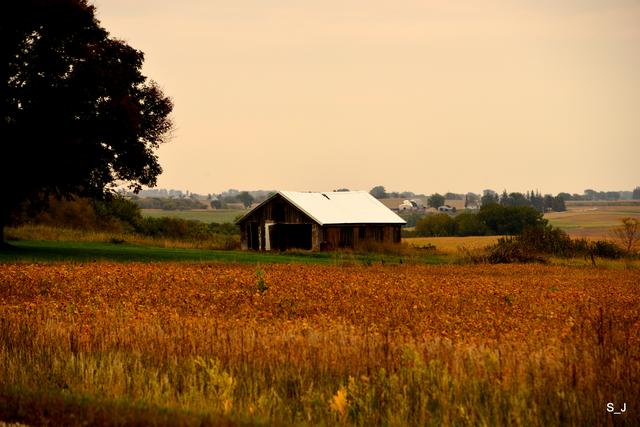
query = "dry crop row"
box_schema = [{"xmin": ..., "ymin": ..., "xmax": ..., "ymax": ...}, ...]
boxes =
[{"xmin": 0, "ymin": 263, "xmax": 638, "ymax": 426}]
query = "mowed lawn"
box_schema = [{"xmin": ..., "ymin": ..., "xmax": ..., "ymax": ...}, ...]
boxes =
[
  {"xmin": 141, "ymin": 209, "xmax": 248, "ymax": 224},
  {"xmin": 545, "ymin": 205, "xmax": 640, "ymax": 239}
]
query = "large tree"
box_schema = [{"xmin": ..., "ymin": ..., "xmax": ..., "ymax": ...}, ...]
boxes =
[
  {"xmin": 427, "ymin": 193, "xmax": 445, "ymax": 209},
  {"xmin": 1, "ymin": 0, "xmax": 173, "ymax": 243}
]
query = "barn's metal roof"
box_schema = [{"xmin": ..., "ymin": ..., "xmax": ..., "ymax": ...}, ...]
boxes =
[{"xmin": 237, "ymin": 191, "xmax": 406, "ymax": 226}]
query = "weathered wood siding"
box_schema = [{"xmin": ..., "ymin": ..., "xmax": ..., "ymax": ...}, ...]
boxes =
[
  {"xmin": 319, "ymin": 225, "xmax": 401, "ymax": 250},
  {"xmin": 239, "ymin": 194, "xmax": 402, "ymax": 251},
  {"xmin": 239, "ymin": 194, "xmax": 316, "ymax": 251}
]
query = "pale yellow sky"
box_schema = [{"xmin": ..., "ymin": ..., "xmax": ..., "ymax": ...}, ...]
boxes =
[{"xmin": 94, "ymin": 0, "xmax": 640, "ymax": 195}]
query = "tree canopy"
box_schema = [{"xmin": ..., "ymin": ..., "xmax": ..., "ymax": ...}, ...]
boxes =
[
  {"xmin": 427, "ymin": 193, "xmax": 445, "ymax": 209},
  {"xmin": 369, "ymin": 185, "xmax": 387, "ymax": 199},
  {"xmin": 1, "ymin": 0, "xmax": 173, "ymax": 241}
]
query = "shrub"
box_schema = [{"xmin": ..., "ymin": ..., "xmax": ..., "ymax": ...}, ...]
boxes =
[
  {"xmin": 590, "ymin": 240, "xmax": 623, "ymax": 259},
  {"xmin": 454, "ymin": 212, "xmax": 488, "ymax": 236},
  {"xmin": 10, "ymin": 195, "xmax": 242, "ymax": 247},
  {"xmin": 415, "ymin": 214, "xmax": 456, "ymax": 237},
  {"xmin": 483, "ymin": 226, "xmax": 624, "ymax": 263},
  {"xmin": 486, "ymin": 237, "xmax": 547, "ymax": 264},
  {"xmin": 397, "ymin": 211, "xmax": 427, "ymax": 228},
  {"xmin": 477, "ymin": 204, "xmax": 546, "ymax": 235},
  {"xmin": 518, "ymin": 225, "xmax": 574, "ymax": 256}
]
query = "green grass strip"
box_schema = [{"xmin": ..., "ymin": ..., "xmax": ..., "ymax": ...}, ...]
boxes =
[{"xmin": 0, "ymin": 240, "xmax": 448, "ymax": 265}]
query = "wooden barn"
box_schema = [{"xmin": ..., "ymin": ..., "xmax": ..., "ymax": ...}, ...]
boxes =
[{"xmin": 236, "ymin": 191, "xmax": 406, "ymax": 251}]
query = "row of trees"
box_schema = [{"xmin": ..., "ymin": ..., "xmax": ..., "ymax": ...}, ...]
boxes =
[
  {"xmin": 413, "ymin": 205, "xmax": 546, "ymax": 237},
  {"xmin": 480, "ymin": 190, "xmax": 566, "ymax": 213},
  {"xmin": 371, "ymin": 185, "xmax": 639, "ymax": 208},
  {"xmin": 368, "ymin": 186, "xmax": 418, "ymax": 200}
]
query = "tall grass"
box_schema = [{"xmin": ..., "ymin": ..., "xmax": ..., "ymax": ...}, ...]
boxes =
[
  {"xmin": 5, "ymin": 224, "xmax": 239, "ymax": 251},
  {"xmin": 1, "ymin": 263, "xmax": 638, "ymax": 426}
]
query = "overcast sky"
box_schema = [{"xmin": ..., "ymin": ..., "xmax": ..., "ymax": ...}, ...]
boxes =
[{"xmin": 93, "ymin": 0, "xmax": 640, "ymax": 195}]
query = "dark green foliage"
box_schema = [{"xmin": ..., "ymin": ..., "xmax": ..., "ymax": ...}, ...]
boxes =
[
  {"xmin": 588, "ymin": 240, "xmax": 623, "ymax": 259},
  {"xmin": 397, "ymin": 211, "xmax": 427, "ymax": 228},
  {"xmin": 92, "ymin": 196, "xmax": 143, "ymax": 230},
  {"xmin": 11, "ymin": 195, "xmax": 241, "ymax": 244},
  {"xmin": 500, "ymin": 192, "xmax": 531, "ymax": 208},
  {"xmin": 136, "ymin": 217, "xmax": 239, "ymax": 241},
  {"xmin": 633, "ymin": 187, "xmax": 640, "ymax": 200},
  {"xmin": 12, "ymin": 195, "xmax": 140, "ymax": 233},
  {"xmin": 477, "ymin": 204, "xmax": 546, "ymax": 235},
  {"xmin": 485, "ymin": 225, "xmax": 624, "ymax": 263},
  {"xmin": 518, "ymin": 225, "xmax": 575, "ymax": 257},
  {"xmin": 369, "ymin": 186, "xmax": 387, "ymax": 199},
  {"xmin": 427, "ymin": 193, "xmax": 446, "ymax": 209},
  {"xmin": 413, "ymin": 205, "xmax": 544, "ymax": 237},
  {"xmin": 481, "ymin": 190, "xmax": 499, "ymax": 206},
  {"xmin": 454, "ymin": 212, "xmax": 488, "ymax": 236},
  {"xmin": 415, "ymin": 214, "xmax": 456, "ymax": 237},
  {"xmin": 1, "ymin": 0, "xmax": 173, "ymax": 241},
  {"xmin": 486, "ymin": 237, "xmax": 548, "ymax": 264},
  {"xmin": 551, "ymin": 195, "xmax": 567, "ymax": 212},
  {"xmin": 237, "ymin": 191, "xmax": 254, "ymax": 208},
  {"xmin": 132, "ymin": 197, "xmax": 208, "ymax": 210}
]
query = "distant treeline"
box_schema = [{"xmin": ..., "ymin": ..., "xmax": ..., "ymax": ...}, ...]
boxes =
[
  {"xmin": 130, "ymin": 191, "xmax": 271, "ymax": 210},
  {"xmin": 479, "ymin": 190, "xmax": 566, "ymax": 213},
  {"xmin": 133, "ymin": 197, "xmax": 208, "ymax": 210},
  {"xmin": 408, "ymin": 204, "xmax": 547, "ymax": 237},
  {"xmin": 369, "ymin": 185, "xmax": 640, "ymax": 204}
]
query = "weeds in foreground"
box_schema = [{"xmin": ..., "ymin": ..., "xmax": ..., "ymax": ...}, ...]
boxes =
[{"xmin": 0, "ymin": 263, "xmax": 638, "ymax": 426}]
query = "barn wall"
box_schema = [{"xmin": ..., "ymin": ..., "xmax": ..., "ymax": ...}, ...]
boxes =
[
  {"xmin": 239, "ymin": 194, "xmax": 403, "ymax": 251},
  {"xmin": 319, "ymin": 224, "xmax": 402, "ymax": 250},
  {"xmin": 239, "ymin": 194, "xmax": 316, "ymax": 251}
]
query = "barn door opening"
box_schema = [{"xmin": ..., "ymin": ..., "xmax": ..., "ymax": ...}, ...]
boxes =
[
  {"xmin": 276, "ymin": 224, "xmax": 312, "ymax": 250},
  {"xmin": 248, "ymin": 222, "xmax": 259, "ymax": 250}
]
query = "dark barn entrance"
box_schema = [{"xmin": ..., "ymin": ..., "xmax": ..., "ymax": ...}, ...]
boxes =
[
  {"xmin": 271, "ymin": 224, "xmax": 312, "ymax": 250},
  {"xmin": 247, "ymin": 222, "xmax": 259, "ymax": 250}
]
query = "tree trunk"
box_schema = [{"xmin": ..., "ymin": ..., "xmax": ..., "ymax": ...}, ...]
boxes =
[
  {"xmin": 0, "ymin": 223, "xmax": 9, "ymax": 250},
  {"xmin": 0, "ymin": 213, "xmax": 12, "ymax": 250}
]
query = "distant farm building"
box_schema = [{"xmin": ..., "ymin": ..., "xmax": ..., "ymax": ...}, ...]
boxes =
[
  {"xmin": 399, "ymin": 199, "xmax": 425, "ymax": 211},
  {"xmin": 437, "ymin": 205, "xmax": 456, "ymax": 212},
  {"xmin": 236, "ymin": 191, "xmax": 406, "ymax": 251}
]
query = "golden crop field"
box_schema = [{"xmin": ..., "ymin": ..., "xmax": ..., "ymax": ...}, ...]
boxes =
[
  {"xmin": 545, "ymin": 206, "xmax": 640, "ymax": 239},
  {"xmin": 404, "ymin": 236, "xmax": 502, "ymax": 254},
  {"xmin": 1, "ymin": 263, "xmax": 638, "ymax": 426}
]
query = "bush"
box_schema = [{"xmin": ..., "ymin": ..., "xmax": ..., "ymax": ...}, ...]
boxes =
[
  {"xmin": 590, "ymin": 240, "xmax": 623, "ymax": 259},
  {"xmin": 477, "ymin": 204, "xmax": 546, "ymax": 235},
  {"xmin": 454, "ymin": 212, "xmax": 488, "ymax": 236},
  {"xmin": 486, "ymin": 237, "xmax": 548, "ymax": 264},
  {"xmin": 415, "ymin": 214, "xmax": 456, "ymax": 237},
  {"xmin": 518, "ymin": 225, "xmax": 575, "ymax": 256},
  {"xmin": 136, "ymin": 217, "xmax": 210, "ymax": 240},
  {"xmin": 483, "ymin": 226, "xmax": 624, "ymax": 263},
  {"xmin": 10, "ymin": 195, "xmax": 241, "ymax": 248},
  {"xmin": 413, "ymin": 207, "xmax": 544, "ymax": 238},
  {"xmin": 92, "ymin": 196, "xmax": 144, "ymax": 232},
  {"xmin": 398, "ymin": 211, "xmax": 427, "ymax": 228}
]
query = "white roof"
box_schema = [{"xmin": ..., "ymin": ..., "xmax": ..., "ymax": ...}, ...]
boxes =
[{"xmin": 239, "ymin": 191, "xmax": 406, "ymax": 225}]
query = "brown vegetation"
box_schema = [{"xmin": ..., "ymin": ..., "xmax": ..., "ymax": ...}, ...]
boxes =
[{"xmin": 1, "ymin": 263, "xmax": 638, "ymax": 425}]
